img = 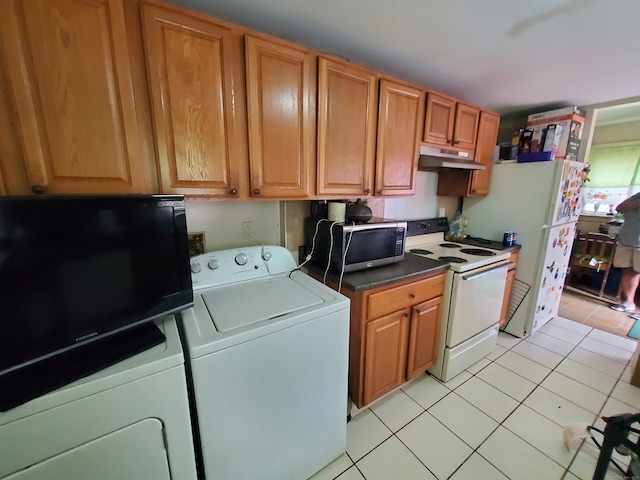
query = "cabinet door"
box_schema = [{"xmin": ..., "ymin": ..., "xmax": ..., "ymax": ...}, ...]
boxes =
[
  {"xmin": 453, "ymin": 103, "xmax": 480, "ymax": 151},
  {"xmin": 423, "ymin": 92, "xmax": 455, "ymax": 146},
  {"xmin": 470, "ymin": 111, "xmax": 500, "ymax": 195},
  {"xmin": 245, "ymin": 36, "xmax": 314, "ymax": 198},
  {"xmin": 375, "ymin": 80, "xmax": 422, "ymax": 196},
  {"xmin": 317, "ymin": 58, "xmax": 377, "ymax": 196},
  {"xmin": 142, "ymin": 3, "xmax": 243, "ymax": 197},
  {"xmin": 0, "ymin": 0, "xmax": 153, "ymax": 195},
  {"xmin": 406, "ymin": 296, "xmax": 442, "ymax": 379},
  {"xmin": 500, "ymin": 267, "xmax": 516, "ymax": 327},
  {"xmin": 363, "ymin": 309, "xmax": 409, "ymax": 405}
]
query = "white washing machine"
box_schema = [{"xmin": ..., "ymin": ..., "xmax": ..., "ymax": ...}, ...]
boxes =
[
  {"xmin": 0, "ymin": 317, "xmax": 197, "ymax": 480},
  {"xmin": 181, "ymin": 245, "xmax": 350, "ymax": 480}
]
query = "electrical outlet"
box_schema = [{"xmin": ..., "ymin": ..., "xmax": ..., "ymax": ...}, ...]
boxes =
[
  {"xmin": 242, "ymin": 221, "xmax": 253, "ymax": 239},
  {"xmin": 188, "ymin": 232, "xmax": 205, "ymax": 257}
]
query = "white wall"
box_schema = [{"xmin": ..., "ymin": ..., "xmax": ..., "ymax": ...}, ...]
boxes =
[
  {"xmin": 383, "ymin": 171, "xmax": 459, "ymax": 220},
  {"xmin": 185, "ymin": 200, "xmax": 281, "ymax": 252},
  {"xmin": 384, "ymin": 171, "xmax": 438, "ymax": 219}
]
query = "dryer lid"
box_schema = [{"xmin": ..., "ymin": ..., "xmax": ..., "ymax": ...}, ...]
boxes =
[{"xmin": 200, "ymin": 276, "xmax": 324, "ymax": 332}]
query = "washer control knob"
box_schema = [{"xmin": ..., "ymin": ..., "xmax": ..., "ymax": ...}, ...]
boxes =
[
  {"xmin": 191, "ymin": 262, "xmax": 202, "ymax": 274},
  {"xmin": 207, "ymin": 259, "xmax": 220, "ymax": 270},
  {"xmin": 262, "ymin": 250, "xmax": 272, "ymax": 261},
  {"xmin": 235, "ymin": 253, "xmax": 248, "ymax": 266}
]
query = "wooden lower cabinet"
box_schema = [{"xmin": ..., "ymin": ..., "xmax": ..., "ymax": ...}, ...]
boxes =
[
  {"xmin": 309, "ymin": 269, "xmax": 446, "ymax": 408},
  {"xmin": 363, "ymin": 309, "xmax": 410, "ymax": 405},
  {"xmin": 358, "ymin": 275, "xmax": 444, "ymax": 406},
  {"xmin": 499, "ymin": 251, "xmax": 519, "ymax": 327},
  {"xmin": 406, "ymin": 296, "xmax": 442, "ymax": 379}
]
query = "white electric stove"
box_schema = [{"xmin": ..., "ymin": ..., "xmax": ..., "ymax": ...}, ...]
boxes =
[{"xmin": 404, "ymin": 218, "xmax": 510, "ymax": 381}]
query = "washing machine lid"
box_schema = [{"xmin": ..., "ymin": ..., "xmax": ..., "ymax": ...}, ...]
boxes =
[{"xmin": 200, "ymin": 276, "xmax": 324, "ymax": 332}]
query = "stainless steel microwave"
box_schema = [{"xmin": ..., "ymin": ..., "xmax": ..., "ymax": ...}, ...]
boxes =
[{"xmin": 305, "ymin": 219, "xmax": 407, "ymax": 273}]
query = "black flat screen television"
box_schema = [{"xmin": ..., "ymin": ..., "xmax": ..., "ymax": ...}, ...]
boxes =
[{"xmin": 0, "ymin": 195, "xmax": 194, "ymax": 377}]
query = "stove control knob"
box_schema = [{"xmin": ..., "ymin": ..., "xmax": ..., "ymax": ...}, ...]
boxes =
[
  {"xmin": 262, "ymin": 250, "xmax": 272, "ymax": 261},
  {"xmin": 191, "ymin": 262, "xmax": 202, "ymax": 274},
  {"xmin": 207, "ymin": 259, "xmax": 219, "ymax": 270},
  {"xmin": 235, "ymin": 253, "xmax": 248, "ymax": 266}
]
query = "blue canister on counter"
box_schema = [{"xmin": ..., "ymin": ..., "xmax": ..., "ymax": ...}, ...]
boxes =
[{"xmin": 503, "ymin": 231, "xmax": 517, "ymax": 246}]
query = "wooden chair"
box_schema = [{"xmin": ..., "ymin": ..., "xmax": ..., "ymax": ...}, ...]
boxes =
[{"xmin": 568, "ymin": 231, "xmax": 619, "ymax": 299}]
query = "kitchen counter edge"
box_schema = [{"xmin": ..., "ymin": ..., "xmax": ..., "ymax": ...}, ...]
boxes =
[{"xmin": 305, "ymin": 253, "xmax": 450, "ymax": 292}]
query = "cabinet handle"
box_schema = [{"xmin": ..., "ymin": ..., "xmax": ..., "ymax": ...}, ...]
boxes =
[
  {"xmin": 453, "ymin": 140, "xmax": 460, "ymax": 145},
  {"xmin": 31, "ymin": 185, "xmax": 44, "ymax": 195},
  {"xmin": 410, "ymin": 293, "xmax": 416, "ymax": 299},
  {"xmin": 364, "ymin": 188, "xmax": 370, "ymax": 194},
  {"xmin": 446, "ymin": 138, "xmax": 452, "ymax": 144},
  {"xmin": 252, "ymin": 188, "xmax": 260, "ymax": 195},
  {"xmin": 403, "ymin": 313, "xmax": 409, "ymax": 317},
  {"xmin": 229, "ymin": 188, "xmax": 238, "ymax": 195},
  {"xmin": 416, "ymin": 309, "xmax": 421, "ymax": 314},
  {"xmin": 377, "ymin": 190, "xmax": 382, "ymax": 195}
]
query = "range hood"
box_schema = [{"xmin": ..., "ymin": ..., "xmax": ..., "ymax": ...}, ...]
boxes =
[{"xmin": 418, "ymin": 145, "xmax": 485, "ymax": 171}]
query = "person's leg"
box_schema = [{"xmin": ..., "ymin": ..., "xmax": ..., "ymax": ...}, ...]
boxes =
[
  {"xmin": 619, "ymin": 267, "xmax": 640, "ymax": 309},
  {"xmin": 611, "ymin": 246, "xmax": 638, "ymax": 311}
]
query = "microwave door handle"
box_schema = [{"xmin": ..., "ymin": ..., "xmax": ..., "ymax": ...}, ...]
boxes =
[{"xmin": 462, "ymin": 263, "xmax": 508, "ymax": 281}]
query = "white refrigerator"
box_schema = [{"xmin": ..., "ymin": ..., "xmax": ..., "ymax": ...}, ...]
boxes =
[{"xmin": 463, "ymin": 160, "xmax": 588, "ymax": 337}]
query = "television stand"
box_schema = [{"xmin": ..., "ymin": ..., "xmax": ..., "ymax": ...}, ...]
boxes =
[{"xmin": 0, "ymin": 323, "xmax": 165, "ymax": 412}]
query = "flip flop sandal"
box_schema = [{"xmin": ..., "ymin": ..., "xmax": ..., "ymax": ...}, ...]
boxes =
[{"xmin": 611, "ymin": 304, "xmax": 635, "ymax": 312}]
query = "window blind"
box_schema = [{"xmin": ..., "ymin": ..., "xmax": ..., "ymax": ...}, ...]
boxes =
[{"xmin": 588, "ymin": 145, "xmax": 640, "ymax": 188}]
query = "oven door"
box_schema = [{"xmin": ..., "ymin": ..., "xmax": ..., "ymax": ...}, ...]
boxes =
[{"xmin": 446, "ymin": 261, "xmax": 508, "ymax": 347}]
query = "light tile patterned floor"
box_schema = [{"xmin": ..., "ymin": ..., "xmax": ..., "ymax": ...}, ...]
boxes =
[{"xmin": 310, "ymin": 317, "xmax": 639, "ymax": 480}]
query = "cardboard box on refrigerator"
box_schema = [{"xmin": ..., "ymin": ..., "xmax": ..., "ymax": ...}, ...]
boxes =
[{"xmin": 527, "ymin": 106, "xmax": 585, "ymax": 160}]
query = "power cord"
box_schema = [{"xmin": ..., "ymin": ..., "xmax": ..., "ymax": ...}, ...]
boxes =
[
  {"xmin": 296, "ymin": 218, "xmax": 325, "ymax": 270},
  {"xmin": 323, "ymin": 221, "xmax": 339, "ymax": 284},
  {"xmin": 338, "ymin": 223, "xmax": 355, "ymax": 293}
]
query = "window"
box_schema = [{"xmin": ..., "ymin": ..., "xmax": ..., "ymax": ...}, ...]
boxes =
[{"xmin": 583, "ymin": 144, "xmax": 640, "ymax": 214}]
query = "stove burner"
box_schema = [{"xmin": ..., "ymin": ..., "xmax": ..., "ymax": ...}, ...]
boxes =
[
  {"xmin": 440, "ymin": 243, "xmax": 461, "ymax": 248},
  {"xmin": 459, "ymin": 248, "xmax": 497, "ymax": 257},
  {"xmin": 439, "ymin": 256, "xmax": 467, "ymax": 263},
  {"xmin": 410, "ymin": 248, "xmax": 433, "ymax": 255}
]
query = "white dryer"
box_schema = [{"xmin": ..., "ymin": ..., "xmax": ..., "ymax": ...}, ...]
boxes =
[
  {"xmin": 0, "ymin": 317, "xmax": 197, "ymax": 480},
  {"xmin": 181, "ymin": 245, "xmax": 350, "ymax": 480}
]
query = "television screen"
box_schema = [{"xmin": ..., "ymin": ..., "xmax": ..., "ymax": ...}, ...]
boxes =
[{"xmin": 0, "ymin": 195, "xmax": 193, "ymax": 376}]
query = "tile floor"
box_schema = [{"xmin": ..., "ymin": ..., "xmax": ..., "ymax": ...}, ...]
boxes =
[
  {"xmin": 311, "ymin": 316, "xmax": 640, "ymax": 480},
  {"xmin": 559, "ymin": 289, "xmax": 635, "ymax": 338}
]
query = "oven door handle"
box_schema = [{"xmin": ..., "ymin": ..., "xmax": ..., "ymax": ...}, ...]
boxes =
[{"xmin": 462, "ymin": 263, "xmax": 508, "ymax": 281}]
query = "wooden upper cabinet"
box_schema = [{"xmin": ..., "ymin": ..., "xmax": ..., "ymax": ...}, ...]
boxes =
[
  {"xmin": 470, "ymin": 111, "xmax": 500, "ymax": 196},
  {"xmin": 375, "ymin": 80, "xmax": 423, "ymax": 196},
  {"xmin": 423, "ymin": 92, "xmax": 455, "ymax": 146},
  {"xmin": 424, "ymin": 93, "xmax": 480, "ymax": 152},
  {"xmin": 142, "ymin": 2, "xmax": 245, "ymax": 197},
  {"xmin": 317, "ymin": 58, "xmax": 377, "ymax": 196},
  {"xmin": 0, "ymin": 0, "xmax": 154, "ymax": 195},
  {"xmin": 453, "ymin": 103, "xmax": 480, "ymax": 151},
  {"xmin": 245, "ymin": 35, "xmax": 314, "ymax": 198}
]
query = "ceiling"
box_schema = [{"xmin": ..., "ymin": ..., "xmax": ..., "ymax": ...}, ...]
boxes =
[{"xmin": 173, "ymin": 0, "xmax": 640, "ymax": 116}]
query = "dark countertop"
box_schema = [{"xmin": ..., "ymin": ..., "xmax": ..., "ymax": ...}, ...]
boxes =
[
  {"xmin": 306, "ymin": 253, "xmax": 449, "ymax": 292},
  {"xmin": 460, "ymin": 237, "xmax": 522, "ymax": 253}
]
